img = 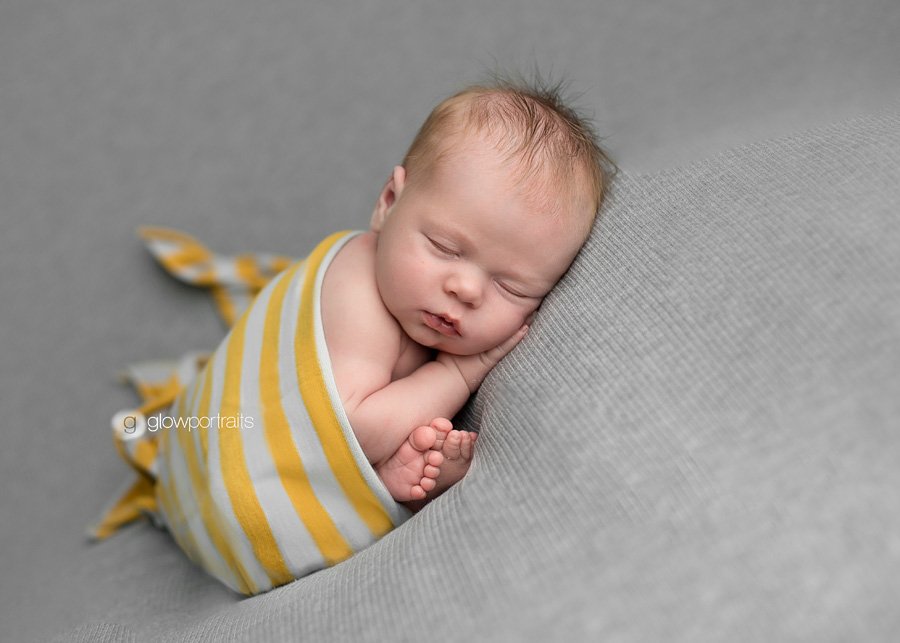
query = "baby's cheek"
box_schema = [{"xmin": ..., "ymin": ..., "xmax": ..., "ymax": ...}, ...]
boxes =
[{"xmin": 487, "ymin": 314, "xmax": 526, "ymax": 345}]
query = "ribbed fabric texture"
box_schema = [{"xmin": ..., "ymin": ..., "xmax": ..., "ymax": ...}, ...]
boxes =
[
  {"xmin": 113, "ymin": 107, "xmax": 897, "ymax": 642},
  {"xmin": 45, "ymin": 108, "xmax": 900, "ymax": 642},
  {"xmin": 49, "ymin": 623, "xmax": 136, "ymax": 643},
  {"xmin": 5, "ymin": 1, "xmax": 899, "ymax": 640}
]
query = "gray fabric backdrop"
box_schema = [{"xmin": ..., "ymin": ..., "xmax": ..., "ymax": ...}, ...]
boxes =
[{"xmin": 2, "ymin": 1, "xmax": 898, "ymax": 641}]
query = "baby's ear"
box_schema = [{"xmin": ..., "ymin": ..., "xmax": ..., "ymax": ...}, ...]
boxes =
[{"xmin": 370, "ymin": 166, "xmax": 407, "ymax": 232}]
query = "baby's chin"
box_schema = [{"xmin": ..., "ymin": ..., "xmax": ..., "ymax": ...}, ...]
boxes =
[
  {"xmin": 405, "ymin": 323, "xmax": 488, "ymax": 356},
  {"xmin": 425, "ymin": 336, "xmax": 501, "ymax": 357}
]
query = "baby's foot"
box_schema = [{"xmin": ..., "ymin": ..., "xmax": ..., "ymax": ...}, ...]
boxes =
[
  {"xmin": 375, "ymin": 425, "xmax": 444, "ymax": 503},
  {"xmin": 428, "ymin": 418, "xmax": 478, "ymax": 497}
]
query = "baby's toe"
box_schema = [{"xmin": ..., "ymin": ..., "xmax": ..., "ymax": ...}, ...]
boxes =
[
  {"xmin": 430, "ymin": 418, "xmax": 453, "ymax": 443},
  {"xmin": 442, "ymin": 431, "xmax": 463, "ymax": 460},
  {"xmin": 459, "ymin": 433, "xmax": 475, "ymax": 460},
  {"xmin": 431, "ymin": 418, "xmax": 453, "ymax": 433},
  {"xmin": 409, "ymin": 425, "xmax": 437, "ymax": 452}
]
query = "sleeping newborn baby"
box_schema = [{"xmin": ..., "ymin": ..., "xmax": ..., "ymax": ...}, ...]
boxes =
[{"xmin": 90, "ymin": 77, "xmax": 614, "ymax": 595}]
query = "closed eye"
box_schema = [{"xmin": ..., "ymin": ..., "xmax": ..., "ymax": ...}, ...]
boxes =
[
  {"xmin": 428, "ymin": 238, "xmax": 457, "ymax": 257},
  {"xmin": 497, "ymin": 282, "xmax": 529, "ymax": 298}
]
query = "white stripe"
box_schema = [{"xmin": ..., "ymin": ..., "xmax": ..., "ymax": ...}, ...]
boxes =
[
  {"xmin": 212, "ymin": 257, "xmax": 241, "ymax": 285},
  {"xmin": 125, "ymin": 359, "xmax": 178, "ymax": 386},
  {"xmin": 154, "ymin": 388, "xmax": 189, "ymax": 546},
  {"xmin": 234, "ymin": 268, "xmax": 328, "ymax": 577},
  {"xmin": 175, "ymin": 351, "xmax": 207, "ymax": 386},
  {"xmin": 183, "ymin": 356, "xmax": 210, "ymax": 481},
  {"xmin": 175, "ymin": 263, "xmax": 212, "ymax": 284},
  {"xmin": 157, "ymin": 394, "xmax": 237, "ymax": 591},
  {"xmin": 312, "ymin": 234, "xmax": 412, "ymax": 529},
  {"xmin": 225, "ymin": 286, "xmax": 254, "ymax": 322},
  {"xmin": 203, "ymin": 327, "xmax": 273, "ymax": 593},
  {"xmin": 146, "ymin": 239, "xmax": 182, "ymax": 258},
  {"xmin": 258, "ymin": 252, "xmax": 292, "ymax": 267},
  {"xmin": 278, "ymin": 244, "xmax": 380, "ymax": 551}
]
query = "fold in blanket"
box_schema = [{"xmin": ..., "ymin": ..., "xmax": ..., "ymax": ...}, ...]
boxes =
[{"xmin": 89, "ymin": 228, "xmax": 411, "ymax": 595}]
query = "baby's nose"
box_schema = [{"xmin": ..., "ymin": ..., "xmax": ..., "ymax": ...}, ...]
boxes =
[{"xmin": 446, "ymin": 271, "xmax": 482, "ymax": 307}]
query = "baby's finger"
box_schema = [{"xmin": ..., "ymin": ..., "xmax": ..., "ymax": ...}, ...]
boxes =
[{"xmin": 482, "ymin": 324, "xmax": 529, "ymax": 365}]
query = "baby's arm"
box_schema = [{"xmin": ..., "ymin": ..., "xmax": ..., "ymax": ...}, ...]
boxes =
[
  {"xmin": 434, "ymin": 324, "xmax": 529, "ymax": 395},
  {"xmin": 346, "ymin": 324, "xmax": 528, "ymax": 466}
]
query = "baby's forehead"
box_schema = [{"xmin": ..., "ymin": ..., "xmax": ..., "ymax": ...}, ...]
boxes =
[
  {"xmin": 422, "ymin": 125, "xmax": 596, "ymax": 238},
  {"xmin": 439, "ymin": 130, "xmax": 577, "ymax": 198}
]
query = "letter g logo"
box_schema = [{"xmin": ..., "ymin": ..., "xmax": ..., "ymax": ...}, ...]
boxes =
[{"xmin": 111, "ymin": 409, "xmax": 147, "ymax": 440}]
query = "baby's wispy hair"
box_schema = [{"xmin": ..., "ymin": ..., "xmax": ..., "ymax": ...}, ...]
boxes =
[{"xmin": 402, "ymin": 70, "xmax": 616, "ymax": 228}]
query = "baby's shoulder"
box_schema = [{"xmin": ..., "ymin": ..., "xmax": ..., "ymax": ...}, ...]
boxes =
[
  {"xmin": 323, "ymin": 231, "xmax": 379, "ymax": 305},
  {"xmin": 322, "ymin": 231, "xmax": 409, "ymax": 403},
  {"xmin": 321, "ymin": 231, "xmax": 400, "ymax": 355}
]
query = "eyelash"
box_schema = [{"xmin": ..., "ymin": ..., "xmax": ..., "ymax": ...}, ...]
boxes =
[
  {"xmin": 429, "ymin": 238, "xmax": 456, "ymax": 257},
  {"xmin": 498, "ymin": 283, "xmax": 528, "ymax": 298}
]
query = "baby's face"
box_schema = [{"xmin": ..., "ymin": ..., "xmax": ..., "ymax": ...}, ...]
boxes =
[{"xmin": 371, "ymin": 138, "xmax": 589, "ymax": 356}]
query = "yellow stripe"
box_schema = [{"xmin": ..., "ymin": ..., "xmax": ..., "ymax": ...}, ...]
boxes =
[
  {"xmin": 132, "ymin": 439, "xmax": 158, "ymax": 473},
  {"xmin": 295, "ymin": 231, "xmax": 395, "ymax": 540},
  {"xmin": 112, "ymin": 433, "xmax": 156, "ymax": 486},
  {"xmin": 134, "ymin": 380, "xmax": 161, "ymax": 402},
  {"xmin": 218, "ymin": 304, "xmax": 293, "ymax": 587},
  {"xmin": 156, "ymin": 247, "xmax": 214, "ymax": 277},
  {"xmin": 157, "ymin": 388, "xmax": 202, "ymax": 567},
  {"xmin": 269, "ymin": 256, "xmax": 294, "ymax": 274},
  {"xmin": 136, "ymin": 376, "xmax": 182, "ymax": 417},
  {"xmin": 192, "ymin": 267, "xmax": 217, "ymax": 286},
  {"xmin": 195, "ymin": 356, "xmax": 214, "ymax": 467},
  {"xmin": 90, "ymin": 477, "xmax": 158, "ymax": 539},
  {"xmin": 138, "ymin": 226, "xmax": 206, "ymax": 248},
  {"xmin": 260, "ymin": 262, "xmax": 354, "ymax": 564},
  {"xmin": 211, "ymin": 287, "xmax": 238, "ymax": 327},
  {"xmin": 234, "ymin": 254, "xmax": 263, "ymax": 290},
  {"xmin": 175, "ymin": 353, "xmax": 256, "ymax": 595},
  {"xmin": 157, "ymin": 470, "xmax": 199, "ymax": 564}
]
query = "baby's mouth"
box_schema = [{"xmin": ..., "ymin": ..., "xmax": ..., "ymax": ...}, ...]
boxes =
[{"xmin": 423, "ymin": 312, "xmax": 460, "ymax": 337}]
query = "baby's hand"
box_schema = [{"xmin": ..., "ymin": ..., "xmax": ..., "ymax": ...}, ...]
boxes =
[{"xmin": 437, "ymin": 324, "xmax": 529, "ymax": 394}]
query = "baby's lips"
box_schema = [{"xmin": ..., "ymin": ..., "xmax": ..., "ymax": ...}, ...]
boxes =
[{"xmin": 112, "ymin": 409, "xmax": 147, "ymax": 441}]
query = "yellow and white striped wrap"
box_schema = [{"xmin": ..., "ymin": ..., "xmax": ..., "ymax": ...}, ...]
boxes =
[{"xmin": 89, "ymin": 228, "xmax": 411, "ymax": 595}]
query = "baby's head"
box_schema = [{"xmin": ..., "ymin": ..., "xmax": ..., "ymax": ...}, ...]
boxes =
[
  {"xmin": 371, "ymin": 76, "xmax": 615, "ymax": 355},
  {"xmin": 401, "ymin": 78, "xmax": 613, "ymax": 240}
]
